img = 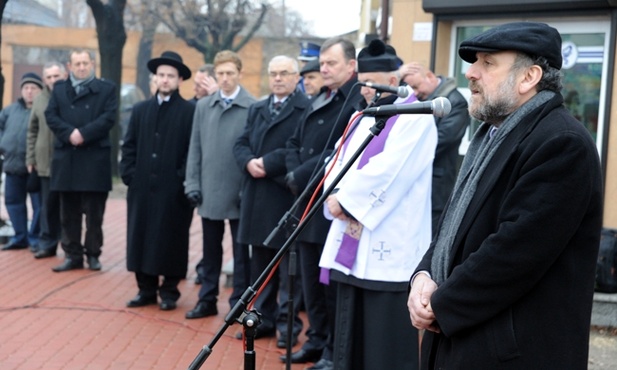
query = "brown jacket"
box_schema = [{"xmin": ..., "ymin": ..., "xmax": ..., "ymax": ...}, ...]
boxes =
[{"xmin": 26, "ymin": 87, "xmax": 53, "ymax": 177}]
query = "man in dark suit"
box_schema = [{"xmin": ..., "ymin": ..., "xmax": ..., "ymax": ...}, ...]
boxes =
[
  {"xmin": 233, "ymin": 55, "xmax": 310, "ymax": 348},
  {"xmin": 283, "ymin": 37, "xmax": 362, "ymax": 370},
  {"xmin": 399, "ymin": 62, "xmax": 470, "ymax": 234},
  {"xmin": 408, "ymin": 22, "xmax": 603, "ymax": 369},
  {"xmin": 45, "ymin": 49, "xmax": 117, "ymax": 272}
]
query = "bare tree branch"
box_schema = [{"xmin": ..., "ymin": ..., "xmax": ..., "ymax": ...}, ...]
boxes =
[{"xmin": 155, "ymin": 0, "xmax": 269, "ymax": 62}]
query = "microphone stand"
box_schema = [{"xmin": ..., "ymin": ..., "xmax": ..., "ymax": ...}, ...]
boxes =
[
  {"xmin": 276, "ymin": 92, "xmax": 383, "ymax": 370},
  {"xmin": 187, "ymin": 113, "xmax": 388, "ymax": 370}
]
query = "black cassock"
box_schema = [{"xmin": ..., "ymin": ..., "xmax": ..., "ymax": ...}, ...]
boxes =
[{"xmin": 120, "ymin": 90, "xmax": 195, "ymax": 277}]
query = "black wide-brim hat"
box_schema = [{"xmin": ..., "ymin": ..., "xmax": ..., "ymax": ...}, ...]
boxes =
[
  {"xmin": 147, "ymin": 51, "xmax": 192, "ymax": 80},
  {"xmin": 458, "ymin": 22, "xmax": 562, "ymax": 70}
]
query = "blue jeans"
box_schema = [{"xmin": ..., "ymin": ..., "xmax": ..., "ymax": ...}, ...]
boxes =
[{"xmin": 4, "ymin": 173, "xmax": 41, "ymax": 246}]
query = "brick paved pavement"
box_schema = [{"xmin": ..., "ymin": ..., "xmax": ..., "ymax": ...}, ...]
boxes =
[
  {"xmin": 2, "ymin": 190, "xmax": 616, "ymax": 369},
  {"xmin": 0, "ymin": 197, "xmax": 308, "ymax": 370}
]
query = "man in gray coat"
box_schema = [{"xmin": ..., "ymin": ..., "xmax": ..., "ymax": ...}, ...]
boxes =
[{"xmin": 185, "ymin": 50, "xmax": 256, "ymax": 319}]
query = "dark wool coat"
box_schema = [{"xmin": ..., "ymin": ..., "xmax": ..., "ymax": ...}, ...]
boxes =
[
  {"xmin": 285, "ymin": 76, "xmax": 362, "ymax": 244},
  {"xmin": 233, "ymin": 92, "xmax": 310, "ymax": 248},
  {"xmin": 415, "ymin": 94, "xmax": 603, "ymax": 369},
  {"xmin": 45, "ymin": 78, "xmax": 117, "ymax": 192},
  {"xmin": 119, "ymin": 91, "xmax": 195, "ymax": 277}
]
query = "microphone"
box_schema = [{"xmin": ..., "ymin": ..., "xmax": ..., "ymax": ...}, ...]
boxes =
[
  {"xmin": 362, "ymin": 97, "xmax": 451, "ymax": 118},
  {"xmin": 359, "ymin": 82, "xmax": 410, "ymax": 98}
]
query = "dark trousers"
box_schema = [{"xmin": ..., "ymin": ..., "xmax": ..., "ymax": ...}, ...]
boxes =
[
  {"xmin": 197, "ymin": 218, "xmax": 250, "ymax": 308},
  {"xmin": 38, "ymin": 177, "xmax": 61, "ymax": 251},
  {"xmin": 59, "ymin": 191, "xmax": 108, "ymax": 260},
  {"xmin": 249, "ymin": 244, "xmax": 303, "ymax": 338},
  {"xmin": 297, "ymin": 241, "xmax": 337, "ymax": 361},
  {"xmin": 135, "ymin": 272, "xmax": 182, "ymax": 301},
  {"xmin": 4, "ymin": 173, "xmax": 40, "ymax": 246}
]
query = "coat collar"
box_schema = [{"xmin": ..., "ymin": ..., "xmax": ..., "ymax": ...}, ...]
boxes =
[{"xmin": 208, "ymin": 86, "xmax": 253, "ymax": 109}]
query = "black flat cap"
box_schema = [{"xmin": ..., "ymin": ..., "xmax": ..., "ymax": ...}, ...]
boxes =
[
  {"xmin": 458, "ymin": 22, "xmax": 562, "ymax": 70},
  {"xmin": 300, "ymin": 59, "xmax": 320, "ymax": 76},
  {"xmin": 148, "ymin": 51, "xmax": 192, "ymax": 79}
]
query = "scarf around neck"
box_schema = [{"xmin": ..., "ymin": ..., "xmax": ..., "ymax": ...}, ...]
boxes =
[
  {"xmin": 70, "ymin": 69, "xmax": 96, "ymax": 94},
  {"xmin": 430, "ymin": 90, "xmax": 555, "ymax": 284}
]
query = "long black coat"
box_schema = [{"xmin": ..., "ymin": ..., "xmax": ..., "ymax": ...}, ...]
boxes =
[
  {"xmin": 285, "ymin": 76, "xmax": 362, "ymax": 244},
  {"xmin": 45, "ymin": 78, "xmax": 117, "ymax": 192},
  {"xmin": 119, "ymin": 91, "xmax": 195, "ymax": 277},
  {"xmin": 416, "ymin": 94, "xmax": 603, "ymax": 369},
  {"xmin": 233, "ymin": 93, "xmax": 310, "ymax": 248}
]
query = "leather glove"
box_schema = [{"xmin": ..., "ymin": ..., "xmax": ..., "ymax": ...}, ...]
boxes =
[{"xmin": 186, "ymin": 191, "xmax": 202, "ymax": 208}]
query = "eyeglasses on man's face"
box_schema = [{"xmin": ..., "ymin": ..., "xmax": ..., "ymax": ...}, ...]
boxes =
[{"xmin": 269, "ymin": 71, "xmax": 297, "ymax": 78}]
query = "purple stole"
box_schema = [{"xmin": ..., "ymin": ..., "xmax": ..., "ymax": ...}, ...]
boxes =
[{"xmin": 320, "ymin": 93, "xmax": 418, "ymax": 284}]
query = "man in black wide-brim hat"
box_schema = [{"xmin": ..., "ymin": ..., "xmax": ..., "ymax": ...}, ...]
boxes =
[{"xmin": 120, "ymin": 50, "xmax": 196, "ymax": 311}]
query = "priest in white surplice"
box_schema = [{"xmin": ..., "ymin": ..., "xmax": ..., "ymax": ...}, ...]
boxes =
[{"xmin": 319, "ymin": 39, "xmax": 437, "ymax": 370}]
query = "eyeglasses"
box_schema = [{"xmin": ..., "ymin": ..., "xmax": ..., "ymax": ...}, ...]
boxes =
[{"xmin": 268, "ymin": 71, "xmax": 297, "ymax": 78}]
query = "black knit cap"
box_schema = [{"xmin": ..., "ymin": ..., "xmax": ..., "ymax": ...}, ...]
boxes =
[
  {"xmin": 147, "ymin": 51, "xmax": 192, "ymax": 79},
  {"xmin": 21, "ymin": 72, "xmax": 43, "ymax": 89},
  {"xmin": 357, "ymin": 39, "xmax": 402, "ymax": 73},
  {"xmin": 458, "ymin": 22, "xmax": 563, "ymax": 70}
]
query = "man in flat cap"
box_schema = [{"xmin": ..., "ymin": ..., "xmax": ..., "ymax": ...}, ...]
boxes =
[
  {"xmin": 120, "ymin": 51, "xmax": 195, "ymax": 311},
  {"xmin": 0, "ymin": 72, "xmax": 43, "ymax": 251},
  {"xmin": 46, "ymin": 49, "xmax": 117, "ymax": 272},
  {"xmin": 300, "ymin": 59, "xmax": 323, "ymax": 99},
  {"xmin": 297, "ymin": 41, "xmax": 321, "ymax": 95},
  {"xmin": 318, "ymin": 39, "xmax": 436, "ymax": 370},
  {"xmin": 408, "ymin": 22, "xmax": 603, "ymax": 369}
]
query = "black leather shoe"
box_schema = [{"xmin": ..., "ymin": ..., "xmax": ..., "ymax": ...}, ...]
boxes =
[
  {"xmin": 277, "ymin": 335, "xmax": 298, "ymax": 349},
  {"xmin": 34, "ymin": 249, "xmax": 57, "ymax": 259},
  {"xmin": 159, "ymin": 300, "xmax": 177, "ymax": 311},
  {"xmin": 52, "ymin": 259, "xmax": 84, "ymax": 272},
  {"xmin": 185, "ymin": 301, "xmax": 217, "ymax": 319},
  {"xmin": 2, "ymin": 242, "xmax": 28, "ymax": 251},
  {"xmin": 87, "ymin": 256, "xmax": 101, "ymax": 271},
  {"xmin": 279, "ymin": 348, "xmax": 322, "ymax": 364},
  {"xmin": 126, "ymin": 294, "xmax": 157, "ymax": 307}
]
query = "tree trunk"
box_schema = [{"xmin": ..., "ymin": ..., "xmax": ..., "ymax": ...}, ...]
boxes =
[
  {"xmin": 136, "ymin": 18, "xmax": 157, "ymax": 98},
  {"xmin": 86, "ymin": 0, "xmax": 127, "ymax": 177}
]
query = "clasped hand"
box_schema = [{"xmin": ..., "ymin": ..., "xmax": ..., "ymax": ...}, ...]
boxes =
[{"xmin": 407, "ymin": 273, "xmax": 440, "ymax": 333}]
